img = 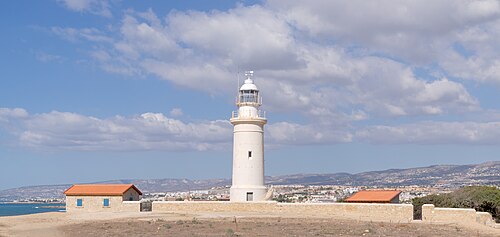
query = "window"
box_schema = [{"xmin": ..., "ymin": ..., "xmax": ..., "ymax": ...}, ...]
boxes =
[
  {"xmin": 103, "ymin": 198, "xmax": 109, "ymax": 207},
  {"xmin": 239, "ymin": 90, "xmax": 258, "ymax": 103},
  {"xmin": 76, "ymin": 199, "xmax": 83, "ymax": 207},
  {"xmin": 248, "ymin": 151, "xmax": 252, "ymax": 159}
]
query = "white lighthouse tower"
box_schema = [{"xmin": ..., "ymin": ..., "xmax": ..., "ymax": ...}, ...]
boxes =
[{"xmin": 230, "ymin": 71, "xmax": 267, "ymax": 202}]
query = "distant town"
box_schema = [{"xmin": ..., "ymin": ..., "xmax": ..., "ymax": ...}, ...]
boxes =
[
  {"xmin": 142, "ymin": 184, "xmax": 459, "ymax": 204},
  {"xmin": 2, "ymin": 161, "xmax": 498, "ymax": 204},
  {"xmin": 3, "ymin": 184, "xmax": 494, "ymax": 205}
]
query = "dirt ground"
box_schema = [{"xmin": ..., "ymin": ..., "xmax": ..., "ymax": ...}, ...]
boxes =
[
  {"xmin": 61, "ymin": 217, "xmax": 498, "ymax": 237},
  {"xmin": 1, "ymin": 212, "xmax": 499, "ymax": 237},
  {"xmin": 60, "ymin": 217, "xmax": 498, "ymax": 237}
]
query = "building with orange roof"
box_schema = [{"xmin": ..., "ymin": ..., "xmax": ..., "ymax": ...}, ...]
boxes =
[
  {"xmin": 345, "ymin": 190, "xmax": 401, "ymax": 203},
  {"xmin": 64, "ymin": 184, "xmax": 143, "ymax": 212}
]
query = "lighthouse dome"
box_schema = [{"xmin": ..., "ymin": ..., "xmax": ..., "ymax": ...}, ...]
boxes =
[{"xmin": 239, "ymin": 78, "xmax": 258, "ymax": 91}]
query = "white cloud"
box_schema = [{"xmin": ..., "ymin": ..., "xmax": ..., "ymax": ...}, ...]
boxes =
[
  {"xmin": 462, "ymin": 0, "xmax": 500, "ymax": 19},
  {"xmin": 356, "ymin": 121, "xmax": 500, "ymax": 145},
  {"xmin": 3, "ymin": 108, "xmax": 500, "ymax": 150},
  {"xmin": 439, "ymin": 18, "xmax": 500, "ymax": 84},
  {"xmin": 117, "ymin": 14, "xmax": 180, "ymax": 60},
  {"xmin": 0, "ymin": 108, "xmax": 29, "ymax": 122},
  {"xmin": 350, "ymin": 58, "xmax": 479, "ymax": 116},
  {"xmin": 0, "ymin": 108, "xmax": 232, "ymax": 151},
  {"xmin": 169, "ymin": 108, "xmax": 183, "ymax": 117},
  {"xmin": 35, "ymin": 51, "xmax": 64, "ymax": 63},
  {"xmin": 57, "ymin": 0, "xmax": 112, "ymax": 17},
  {"xmin": 89, "ymin": 50, "xmax": 111, "ymax": 62},
  {"xmin": 52, "ymin": 1, "xmax": 500, "ymax": 86},
  {"xmin": 267, "ymin": 0, "xmax": 500, "ymax": 64},
  {"xmin": 267, "ymin": 122, "xmax": 352, "ymax": 145},
  {"xmin": 91, "ymin": 7, "xmax": 479, "ymax": 120},
  {"xmin": 58, "ymin": 0, "xmax": 92, "ymax": 11},
  {"xmin": 139, "ymin": 59, "xmax": 235, "ymax": 93},
  {"xmin": 167, "ymin": 5, "xmax": 304, "ymax": 70},
  {"xmin": 258, "ymin": 53, "xmax": 478, "ymax": 121},
  {"xmin": 46, "ymin": 1, "xmax": 500, "ymax": 148},
  {"xmin": 51, "ymin": 27, "xmax": 112, "ymax": 43},
  {"xmin": 95, "ymin": 6, "xmax": 304, "ymax": 93},
  {"xmin": 272, "ymin": 0, "xmax": 500, "ymax": 85},
  {"xmin": 0, "ymin": 108, "xmax": 353, "ymax": 150}
]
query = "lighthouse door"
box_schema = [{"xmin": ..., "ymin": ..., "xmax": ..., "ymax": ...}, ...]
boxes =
[{"xmin": 246, "ymin": 192, "xmax": 253, "ymax": 201}]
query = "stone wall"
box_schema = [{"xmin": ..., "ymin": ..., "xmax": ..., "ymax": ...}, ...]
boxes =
[
  {"xmin": 153, "ymin": 201, "xmax": 275, "ymax": 213},
  {"xmin": 152, "ymin": 201, "xmax": 414, "ymax": 223},
  {"xmin": 65, "ymin": 198, "xmax": 499, "ymax": 228},
  {"xmin": 120, "ymin": 201, "xmax": 142, "ymax": 212},
  {"xmin": 276, "ymin": 203, "xmax": 413, "ymax": 222},
  {"xmin": 66, "ymin": 196, "xmax": 141, "ymax": 212},
  {"xmin": 422, "ymin": 204, "xmax": 498, "ymax": 228}
]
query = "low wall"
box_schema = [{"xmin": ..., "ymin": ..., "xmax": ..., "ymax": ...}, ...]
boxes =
[
  {"xmin": 152, "ymin": 201, "xmax": 414, "ymax": 223},
  {"xmin": 119, "ymin": 201, "xmax": 141, "ymax": 212},
  {"xmin": 153, "ymin": 201, "xmax": 276, "ymax": 213},
  {"xmin": 276, "ymin": 203, "xmax": 413, "ymax": 223},
  {"xmin": 422, "ymin": 204, "xmax": 498, "ymax": 228}
]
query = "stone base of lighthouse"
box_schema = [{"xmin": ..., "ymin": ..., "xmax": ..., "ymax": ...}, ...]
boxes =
[{"xmin": 230, "ymin": 186, "xmax": 267, "ymax": 202}]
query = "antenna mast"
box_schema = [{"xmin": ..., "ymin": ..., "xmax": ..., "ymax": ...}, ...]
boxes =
[{"xmin": 237, "ymin": 71, "xmax": 240, "ymax": 92}]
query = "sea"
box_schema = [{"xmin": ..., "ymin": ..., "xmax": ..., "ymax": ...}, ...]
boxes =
[{"xmin": 0, "ymin": 203, "xmax": 65, "ymax": 217}]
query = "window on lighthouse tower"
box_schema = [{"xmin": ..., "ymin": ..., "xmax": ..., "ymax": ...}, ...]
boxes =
[{"xmin": 248, "ymin": 151, "xmax": 252, "ymax": 159}]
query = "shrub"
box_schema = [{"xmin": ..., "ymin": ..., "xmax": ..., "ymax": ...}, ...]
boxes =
[
  {"xmin": 226, "ymin": 228, "xmax": 235, "ymax": 236},
  {"xmin": 412, "ymin": 186, "xmax": 500, "ymax": 222}
]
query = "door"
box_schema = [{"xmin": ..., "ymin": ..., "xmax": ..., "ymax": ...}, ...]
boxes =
[{"xmin": 246, "ymin": 192, "xmax": 253, "ymax": 201}]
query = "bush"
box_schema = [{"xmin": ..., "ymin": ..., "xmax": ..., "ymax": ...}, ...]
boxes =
[
  {"xmin": 412, "ymin": 186, "xmax": 500, "ymax": 222},
  {"xmin": 226, "ymin": 228, "xmax": 235, "ymax": 236}
]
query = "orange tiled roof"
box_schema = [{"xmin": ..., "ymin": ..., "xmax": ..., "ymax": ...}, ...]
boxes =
[
  {"xmin": 63, "ymin": 184, "xmax": 142, "ymax": 196},
  {"xmin": 345, "ymin": 190, "xmax": 401, "ymax": 203}
]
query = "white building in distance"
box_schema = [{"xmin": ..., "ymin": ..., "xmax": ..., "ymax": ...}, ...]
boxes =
[{"xmin": 230, "ymin": 71, "xmax": 267, "ymax": 202}]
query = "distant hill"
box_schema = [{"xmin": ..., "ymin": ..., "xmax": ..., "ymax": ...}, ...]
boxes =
[
  {"xmin": 0, "ymin": 178, "xmax": 230, "ymax": 202},
  {"xmin": 268, "ymin": 161, "xmax": 500, "ymax": 187},
  {"xmin": 1, "ymin": 161, "xmax": 498, "ymax": 202}
]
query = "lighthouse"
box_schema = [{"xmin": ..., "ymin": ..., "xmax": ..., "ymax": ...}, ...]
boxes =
[{"xmin": 230, "ymin": 71, "xmax": 267, "ymax": 202}]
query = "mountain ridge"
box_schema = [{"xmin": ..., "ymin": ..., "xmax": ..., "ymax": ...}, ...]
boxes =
[{"xmin": 1, "ymin": 161, "xmax": 498, "ymax": 201}]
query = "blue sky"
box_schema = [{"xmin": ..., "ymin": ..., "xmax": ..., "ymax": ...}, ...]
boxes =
[{"xmin": 1, "ymin": 0, "xmax": 500, "ymax": 190}]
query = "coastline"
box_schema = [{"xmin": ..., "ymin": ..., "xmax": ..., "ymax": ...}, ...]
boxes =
[
  {"xmin": 0, "ymin": 202, "xmax": 64, "ymax": 204},
  {"xmin": 0, "ymin": 203, "xmax": 66, "ymax": 218}
]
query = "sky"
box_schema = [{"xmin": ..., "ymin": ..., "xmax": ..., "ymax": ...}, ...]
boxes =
[{"xmin": 1, "ymin": 0, "xmax": 500, "ymax": 190}]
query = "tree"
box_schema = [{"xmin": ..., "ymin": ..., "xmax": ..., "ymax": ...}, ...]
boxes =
[{"xmin": 412, "ymin": 186, "xmax": 500, "ymax": 222}]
